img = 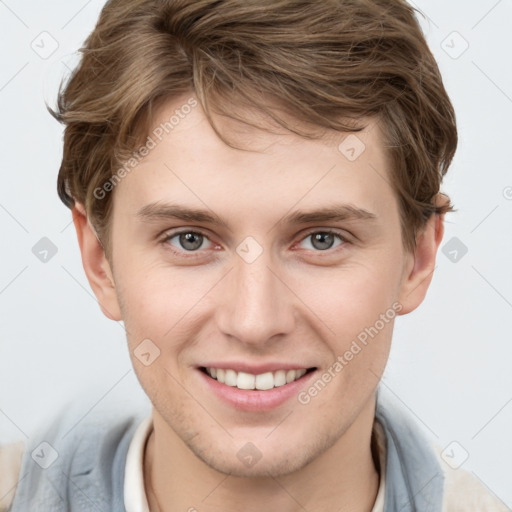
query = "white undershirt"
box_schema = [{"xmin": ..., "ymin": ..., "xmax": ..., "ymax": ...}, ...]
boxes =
[
  {"xmin": 124, "ymin": 416, "xmax": 153, "ymax": 512},
  {"xmin": 123, "ymin": 416, "xmax": 387, "ymax": 512}
]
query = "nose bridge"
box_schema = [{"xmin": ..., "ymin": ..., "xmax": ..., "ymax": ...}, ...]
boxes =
[{"xmin": 217, "ymin": 246, "xmax": 295, "ymax": 345}]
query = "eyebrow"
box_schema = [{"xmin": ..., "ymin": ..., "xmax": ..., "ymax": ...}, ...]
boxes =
[
  {"xmin": 136, "ymin": 202, "xmax": 377, "ymax": 227},
  {"xmin": 281, "ymin": 204, "xmax": 377, "ymax": 225},
  {"xmin": 136, "ymin": 203, "xmax": 229, "ymax": 228}
]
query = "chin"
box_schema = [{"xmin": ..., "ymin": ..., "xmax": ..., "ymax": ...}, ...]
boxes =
[{"xmin": 185, "ymin": 429, "xmax": 336, "ymax": 479}]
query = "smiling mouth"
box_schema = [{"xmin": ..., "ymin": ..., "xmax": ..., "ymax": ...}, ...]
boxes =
[{"xmin": 200, "ymin": 367, "xmax": 316, "ymax": 391}]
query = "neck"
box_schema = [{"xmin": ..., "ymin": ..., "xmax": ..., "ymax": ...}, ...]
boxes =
[{"xmin": 144, "ymin": 397, "xmax": 380, "ymax": 512}]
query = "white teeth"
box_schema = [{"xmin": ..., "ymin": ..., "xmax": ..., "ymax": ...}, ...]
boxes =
[
  {"xmin": 205, "ymin": 367, "xmax": 310, "ymax": 390},
  {"xmin": 255, "ymin": 372, "xmax": 274, "ymax": 390},
  {"xmin": 286, "ymin": 370, "xmax": 296, "ymax": 383},
  {"xmin": 274, "ymin": 370, "xmax": 287, "ymax": 387},
  {"xmin": 237, "ymin": 371, "xmax": 255, "ymax": 390},
  {"xmin": 225, "ymin": 369, "xmax": 237, "ymax": 387}
]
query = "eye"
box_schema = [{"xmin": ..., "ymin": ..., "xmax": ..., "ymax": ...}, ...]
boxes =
[
  {"xmin": 163, "ymin": 230, "xmax": 214, "ymax": 252},
  {"xmin": 298, "ymin": 230, "xmax": 346, "ymax": 251}
]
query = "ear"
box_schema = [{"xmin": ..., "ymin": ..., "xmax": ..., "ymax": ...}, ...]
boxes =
[
  {"xmin": 397, "ymin": 206, "xmax": 446, "ymax": 315},
  {"xmin": 72, "ymin": 202, "xmax": 122, "ymax": 321}
]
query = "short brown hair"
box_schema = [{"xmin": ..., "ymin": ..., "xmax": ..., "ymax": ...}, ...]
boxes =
[{"xmin": 50, "ymin": 0, "xmax": 457, "ymax": 259}]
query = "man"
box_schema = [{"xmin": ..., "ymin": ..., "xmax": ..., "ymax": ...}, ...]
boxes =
[{"xmin": 2, "ymin": 0, "xmax": 508, "ymax": 510}]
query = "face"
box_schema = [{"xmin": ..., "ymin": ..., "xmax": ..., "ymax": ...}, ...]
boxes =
[{"xmin": 79, "ymin": 93, "xmax": 439, "ymax": 478}]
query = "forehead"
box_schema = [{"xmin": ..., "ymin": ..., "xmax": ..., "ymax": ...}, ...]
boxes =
[{"xmin": 112, "ymin": 95, "xmax": 398, "ymax": 227}]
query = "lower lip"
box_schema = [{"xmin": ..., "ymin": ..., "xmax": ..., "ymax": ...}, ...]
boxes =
[{"xmin": 198, "ymin": 369, "xmax": 317, "ymax": 412}]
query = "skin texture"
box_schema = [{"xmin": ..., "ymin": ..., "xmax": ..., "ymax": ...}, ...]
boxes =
[{"xmin": 73, "ymin": 93, "xmax": 445, "ymax": 512}]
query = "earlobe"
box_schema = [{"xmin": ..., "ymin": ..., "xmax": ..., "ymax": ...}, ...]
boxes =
[
  {"xmin": 72, "ymin": 203, "xmax": 122, "ymax": 321},
  {"xmin": 397, "ymin": 211, "xmax": 445, "ymax": 315}
]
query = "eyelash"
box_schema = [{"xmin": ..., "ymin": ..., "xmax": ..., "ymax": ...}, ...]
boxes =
[{"xmin": 159, "ymin": 228, "xmax": 349, "ymax": 258}]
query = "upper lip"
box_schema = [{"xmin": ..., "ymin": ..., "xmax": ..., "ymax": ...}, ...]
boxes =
[{"xmin": 199, "ymin": 362, "xmax": 316, "ymax": 374}]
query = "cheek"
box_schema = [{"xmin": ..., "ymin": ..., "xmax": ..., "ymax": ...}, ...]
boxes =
[
  {"xmin": 297, "ymin": 275, "xmax": 397, "ymax": 416},
  {"xmin": 115, "ymin": 258, "xmax": 208, "ymax": 340},
  {"xmin": 291, "ymin": 257, "xmax": 401, "ymax": 401},
  {"xmin": 294, "ymin": 258, "xmax": 402, "ymax": 343}
]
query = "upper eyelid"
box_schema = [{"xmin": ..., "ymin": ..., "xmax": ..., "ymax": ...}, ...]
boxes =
[
  {"xmin": 290, "ymin": 227, "xmax": 350, "ymax": 248},
  {"xmin": 300, "ymin": 228, "xmax": 348, "ymax": 239},
  {"xmin": 161, "ymin": 228, "xmax": 214, "ymax": 242},
  {"xmin": 161, "ymin": 228, "xmax": 216, "ymax": 247}
]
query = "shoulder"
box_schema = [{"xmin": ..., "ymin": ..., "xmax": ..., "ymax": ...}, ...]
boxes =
[
  {"xmin": 374, "ymin": 389, "xmax": 510, "ymax": 511},
  {"xmin": 0, "ymin": 440, "xmax": 24, "ymax": 512},
  {"xmin": 5, "ymin": 403, "xmax": 148, "ymax": 512},
  {"xmin": 432, "ymin": 446, "xmax": 511, "ymax": 512}
]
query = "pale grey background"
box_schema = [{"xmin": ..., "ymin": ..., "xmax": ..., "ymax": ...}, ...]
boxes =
[{"xmin": 1, "ymin": 0, "xmax": 511, "ymax": 507}]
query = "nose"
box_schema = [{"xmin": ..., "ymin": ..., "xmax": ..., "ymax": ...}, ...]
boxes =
[{"xmin": 215, "ymin": 248, "xmax": 296, "ymax": 348}]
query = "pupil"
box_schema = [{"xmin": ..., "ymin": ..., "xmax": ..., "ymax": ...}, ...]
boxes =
[
  {"xmin": 312, "ymin": 232, "xmax": 334, "ymax": 250},
  {"xmin": 180, "ymin": 232, "xmax": 202, "ymax": 250}
]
